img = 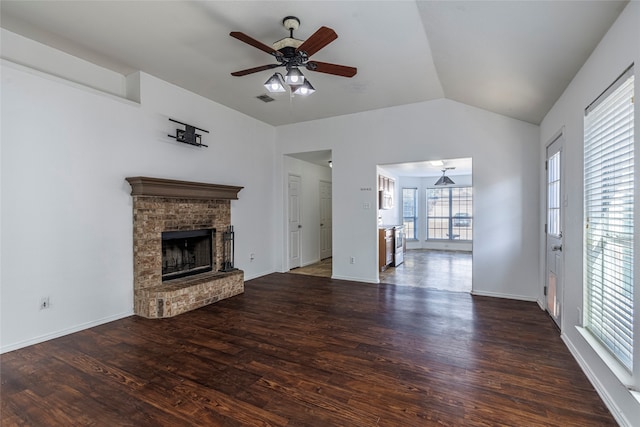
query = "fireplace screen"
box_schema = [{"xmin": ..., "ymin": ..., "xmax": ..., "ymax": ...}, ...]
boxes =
[{"xmin": 162, "ymin": 229, "xmax": 214, "ymax": 281}]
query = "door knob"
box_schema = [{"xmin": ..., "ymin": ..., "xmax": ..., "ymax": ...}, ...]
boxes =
[{"xmin": 552, "ymin": 245, "xmax": 562, "ymax": 251}]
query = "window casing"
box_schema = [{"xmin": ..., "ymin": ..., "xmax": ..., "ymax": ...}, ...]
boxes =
[
  {"xmin": 402, "ymin": 188, "xmax": 418, "ymax": 240},
  {"xmin": 426, "ymin": 187, "xmax": 473, "ymax": 240},
  {"xmin": 584, "ymin": 65, "xmax": 634, "ymax": 373}
]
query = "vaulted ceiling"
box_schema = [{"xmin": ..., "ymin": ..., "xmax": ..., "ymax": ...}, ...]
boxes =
[{"xmin": 0, "ymin": 1, "xmax": 628, "ymax": 126}]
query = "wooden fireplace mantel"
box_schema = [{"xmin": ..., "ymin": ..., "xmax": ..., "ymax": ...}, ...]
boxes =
[{"xmin": 126, "ymin": 176, "xmax": 243, "ymax": 200}]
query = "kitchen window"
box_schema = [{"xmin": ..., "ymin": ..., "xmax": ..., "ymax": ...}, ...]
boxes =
[
  {"xmin": 427, "ymin": 187, "xmax": 473, "ymax": 240},
  {"xmin": 402, "ymin": 188, "xmax": 418, "ymax": 240}
]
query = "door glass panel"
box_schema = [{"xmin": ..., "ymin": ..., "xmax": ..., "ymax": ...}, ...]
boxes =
[{"xmin": 547, "ymin": 151, "xmax": 561, "ymax": 237}]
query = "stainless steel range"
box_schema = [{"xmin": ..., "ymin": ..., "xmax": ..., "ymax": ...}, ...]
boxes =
[{"xmin": 393, "ymin": 225, "xmax": 404, "ymax": 267}]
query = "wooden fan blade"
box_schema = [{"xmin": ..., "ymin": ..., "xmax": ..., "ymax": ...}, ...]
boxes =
[
  {"xmin": 306, "ymin": 61, "xmax": 357, "ymax": 78},
  {"xmin": 296, "ymin": 26, "xmax": 338, "ymax": 57},
  {"xmin": 230, "ymin": 31, "xmax": 282, "ymax": 58},
  {"xmin": 231, "ymin": 64, "xmax": 281, "ymax": 77}
]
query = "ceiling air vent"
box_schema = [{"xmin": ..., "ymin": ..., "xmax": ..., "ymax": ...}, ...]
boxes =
[{"xmin": 256, "ymin": 94, "xmax": 275, "ymax": 103}]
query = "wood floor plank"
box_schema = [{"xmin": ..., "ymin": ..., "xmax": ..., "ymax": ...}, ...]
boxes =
[{"xmin": 1, "ymin": 273, "xmax": 616, "ymax": 426}]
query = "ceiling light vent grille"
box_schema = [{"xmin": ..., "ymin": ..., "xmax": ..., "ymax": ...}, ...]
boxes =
[{"xmin": 256, "ymin": 94, "xmax": 275, "ymax": 103}]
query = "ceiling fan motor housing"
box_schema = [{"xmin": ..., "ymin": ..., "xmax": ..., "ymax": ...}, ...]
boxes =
[
  {"xmin": 274, "ymin": 16, "xmax": 303, "ymax": 52},
  {"xmin": 273, "ymin": 40, "xmax": 303, "ymax": 53}
]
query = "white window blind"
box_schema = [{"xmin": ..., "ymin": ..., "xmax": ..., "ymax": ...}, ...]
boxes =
[{"xmin": 584, "ymin": 65, "xmax": 634, "ymax": 370}]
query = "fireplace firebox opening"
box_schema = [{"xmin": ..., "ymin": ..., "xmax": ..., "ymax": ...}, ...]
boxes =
[{"xmin": 162, "ymin": 229, "xmax": 214, "ymax": 281}]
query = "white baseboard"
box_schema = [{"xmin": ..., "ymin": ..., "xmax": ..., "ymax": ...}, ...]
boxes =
[
  {"xmin": 470, "ymin": 289, "xmax": 538, "ymax": 302},
  {"xmin": 243, "ymin": 269, "xmax": 277, "ymax": 281},
  {"xmin": 331, "ymin": 274, "xmax": 379, "ymax": 284},
  {"xmin": 561, "ymin": 333, "xmax": 632, "ymax": 427},
  {"xmin": 1, "ymin": 310, "xmax": 133, "ymax": 354}
]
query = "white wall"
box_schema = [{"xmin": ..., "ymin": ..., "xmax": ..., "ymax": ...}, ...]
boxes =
[
  {"xmin": 283, "ymin": 155, "xmax": 332, "ymax": 268},
  {"xmin": 275, "ymin": 98, "xmax": 540, "ymax": 298},
  {"xmin": 539, "ymin": 3, "xmax": 640, "ymax": 425},
  {"xmin": 0, "ymin": 29, "xmax": 128, "ymax": 99},
  {"xmin": 1, "ymin": 33, "xmax": 277, "ymax": 352}
]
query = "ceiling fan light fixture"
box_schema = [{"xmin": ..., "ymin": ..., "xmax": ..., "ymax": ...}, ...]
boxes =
[
  {"xmin": 285, "ymin": 67, "xmax": 305, "ymax": 85},
  {"xmin": 264, "ymin": 73, "xmax": 286, "ymax": 93},
  {"xmin": 434, "ymin": 169, "xmax": 455, "ymax": 186},
  {"xmin": 231, "ymin": 16, "xmax": 357, "ymax": 98},
  {"xmin": 293, "ymin": 79, "xmax": 315, "ymax": 96}
]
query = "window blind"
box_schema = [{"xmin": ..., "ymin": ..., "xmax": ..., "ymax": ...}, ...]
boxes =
[{"xmin": 584, "ymin": 65, "xmax": 634, "ymax": 370}]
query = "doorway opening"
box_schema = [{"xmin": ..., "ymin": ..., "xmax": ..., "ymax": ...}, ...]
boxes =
[
  {"xmin": 284, "ymin": 150, "xmax": 333, "ymax": 277},
  {"xmin": 377, "ymin": 157, "xmax": 473, "ymax": 293}
]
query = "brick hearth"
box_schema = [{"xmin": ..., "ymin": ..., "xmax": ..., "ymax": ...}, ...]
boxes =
[{"xmin": 126, "ymin": 177, "xmax": 244, "ymax": 318}]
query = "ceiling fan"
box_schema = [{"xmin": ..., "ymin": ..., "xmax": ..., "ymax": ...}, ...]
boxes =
[{"xmin": 230, "ymin": 16, "xmax": 357, "ymax": 94}]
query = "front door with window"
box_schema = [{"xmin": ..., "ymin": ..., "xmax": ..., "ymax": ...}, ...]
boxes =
[{"xmin": 546, "ymin": 135, "xmax": 563, "ymax": 327}]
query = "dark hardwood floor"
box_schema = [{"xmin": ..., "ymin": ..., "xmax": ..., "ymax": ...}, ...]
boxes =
[{"xmin": 1, "ymin": 273, "xmax": 615, "ymax": 426}]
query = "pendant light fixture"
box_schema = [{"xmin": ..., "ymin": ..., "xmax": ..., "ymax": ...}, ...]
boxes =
[{"xmin": 434, "ymin": 168, "xmax": 455, "ymax": 186}]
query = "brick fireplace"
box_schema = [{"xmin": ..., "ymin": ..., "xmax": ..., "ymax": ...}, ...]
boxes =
[{"xmin": 126, "ymin": 176, "xmax": 244, "ymax": 318}]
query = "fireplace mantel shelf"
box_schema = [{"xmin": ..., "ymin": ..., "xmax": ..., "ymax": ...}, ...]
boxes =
[{"xmin": 126, "ymin": 176, "xmax": 243, "ymax": 200}]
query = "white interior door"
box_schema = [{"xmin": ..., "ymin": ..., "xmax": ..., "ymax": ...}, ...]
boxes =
[
  {"xmin": 545, "ymin": 135, "xmax": 564, "ymax": 327},
  {"xmin": 319, "ymin": 180, "xmax": 332, "ymax": 260},
  {"xmin": 288, "ymin": 174, "xmax": 302, "ymax": 269}
]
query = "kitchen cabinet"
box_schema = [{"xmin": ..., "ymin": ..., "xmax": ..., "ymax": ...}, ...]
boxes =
[
  {"xmin": 378, "ymin": 174, "xmax": 395, "ymax": 210},
  {"xmin": 379, "ymin": 227, "xmax": 394, "ymax": 271}
]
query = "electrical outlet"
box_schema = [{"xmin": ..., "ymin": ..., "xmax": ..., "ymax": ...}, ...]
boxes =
[
  {"xmin": 40, "ymin": 297, "xmax": 50, "ymax": 310},
  {"xmin": 350, "ymin": 256, "xmax": 356, "ymax": 264}
]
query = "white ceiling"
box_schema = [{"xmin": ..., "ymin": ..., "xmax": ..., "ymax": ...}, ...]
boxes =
[
  {"xmin": 287, "ymin": 150, "xmax": 471, "ymax": 178},
  {"xmin": 0, "ymin": 1, "xmax": 627, "ymax": 127},
  {"xmin": 381, "ymin": 157, "xmax": 473, "ymax": 178},
  {"xmin": 287, "ymin": 150, "xmax": 333, "ymax": 168}
]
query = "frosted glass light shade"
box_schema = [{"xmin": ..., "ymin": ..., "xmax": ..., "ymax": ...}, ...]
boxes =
[
  {"xmin": 264, "ymin": 74, "xmax": 286, "ymax": 92},
  {"xmin": 285, "ymin": 68, "xmax": 305, "ymax": 85},
  {"xmin": 293, "ymin": 80, "xmax": 315, "ymax": 96}
]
